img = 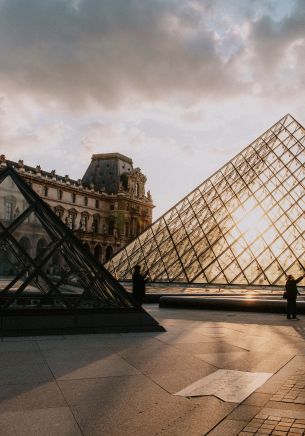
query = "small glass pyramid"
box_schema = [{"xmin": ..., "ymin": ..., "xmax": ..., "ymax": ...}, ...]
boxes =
[
  {"xmin": 107, "ymin": 114, "xmax": 305, "ymax": 287},
  {"xmin": 0, "ymin": 167, "xmax": 163, "ymax": 334}
]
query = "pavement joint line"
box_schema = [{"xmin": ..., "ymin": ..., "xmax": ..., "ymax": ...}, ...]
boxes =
[
  {"xmin": 0, "ymin": 309, "xmax": 304, "ymax": 435},
  {"xmin": 41, "ymin": 344, "xmax": 85, "ymax": 436},
  {"xmin": 118, "ymin": 349, "xmax": 174, "ymax": 396}
]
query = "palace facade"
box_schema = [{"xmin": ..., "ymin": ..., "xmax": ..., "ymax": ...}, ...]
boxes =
[{"xmin": 0, "ymin": 153, "xmax": 153, "ymax": 264}]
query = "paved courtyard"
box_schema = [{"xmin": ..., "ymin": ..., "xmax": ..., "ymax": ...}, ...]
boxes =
[{"xmin": 0, "ymin": 305, "xmax": 305, "ymax": 435}]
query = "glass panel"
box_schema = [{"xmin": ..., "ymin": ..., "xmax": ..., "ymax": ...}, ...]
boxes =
[
  {"xmin": 108, "ymin": 116, "xmax": 305, "ymax": 286},
  {"xmin": 11, "ymin": 211, "xmax": 53, "ymax": 261},
  {"xmin": 185, "ymin": 261, "xmax": 203, "ymax": 282},
  {"xmin": 0, "ymin": 239, "xmax": 28, "ymax": 305},
  {"xmin": 180, "ymin": 248, "xmax": 197, "ymax": 268},
  {"xmin": 2, "ymin": 270, "xmax": 64, "ymax": 310},
  {"xmin": 149, "ymin": 260, "xmax": 168, "ymax": 281},
  {"xmin": 0, "ymin": 175, "xmax": 30, "ymax": 227},
  {"xmin": 0, "ymin": 170, "xmax": 135, "ymax": 311}
]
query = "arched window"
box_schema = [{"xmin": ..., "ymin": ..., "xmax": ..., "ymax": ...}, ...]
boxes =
[
  {"xmin": 124, "ymin": 221, "xmax": 129, "ymax": 237},
  {"xmin": 19, "ymin": 236, "xmax": 31, "ymax": 255},
  {"xmin": 54, "ymin": 207, "xmax": 64, "ymax": 219},
  {"xmin": 105, "ymin": 245, "xmax": 113, "ymax": 261},
  {"xmin": 94, "ymin": 244, "xmax": 102, "ymax": 261},
  {"xmin": 36, "ymin": 238, "xmax": 47, "ymax": 257},
  {"xmin": 4, "ymin": 201, "xmax": 13, "ymax": 221},
  {"xmin": 108, "ymin": 217, "xmax": 115, "ymax": 235},
  {"xmin": 51, "ymin": 251, "xmax": 61, "ymax": 271},
  {"xmin": 83, "ymin": 242, "xmax": 90, "ymax": 252},
  {"xmin": 92, "ymin": 216, "xmax": 99, "ymax": 233}
]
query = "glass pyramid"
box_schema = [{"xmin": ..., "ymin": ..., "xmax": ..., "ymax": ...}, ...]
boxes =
[
  {"xmin": 107, "ymin": 114, "xmax": 305, "ymax": 287},
  {"xmin": 0, "ymin": 166, "xmax": 163, "ymax": 334}
]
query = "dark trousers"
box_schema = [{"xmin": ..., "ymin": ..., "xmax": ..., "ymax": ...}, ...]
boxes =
[
  {"xmin": 287, "ymin": 299, "xmax": 297, "ymax": 319},
  {"xmin": 132, "ymin": 290, "xmax": 144, "ymax": 306}
]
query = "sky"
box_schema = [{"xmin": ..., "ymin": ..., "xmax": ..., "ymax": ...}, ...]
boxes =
[{"xmin": 0, "ymin": 0, "xmax": 305, "ymax": 219}]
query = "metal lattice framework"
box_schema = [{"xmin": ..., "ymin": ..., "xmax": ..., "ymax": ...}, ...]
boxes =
[
  {"xmin": 107, "ymin": 114, "xmax": 305, "ymax": 287},
  {"xmin": 0, "ymin": 166, "xmax": 137, "ymax": 310}
]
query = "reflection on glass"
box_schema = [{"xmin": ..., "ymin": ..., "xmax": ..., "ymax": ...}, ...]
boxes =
[
  {"xmin": 0, "ymin": 175, "xmax": 29, "ymax": 227},
  {"xmin": 107, "ymin": 114, "xmax": 305, "ymax": 286},
  {"xmin": 0, "ymin": 170, "xmax": 133, "ymax": 310}
]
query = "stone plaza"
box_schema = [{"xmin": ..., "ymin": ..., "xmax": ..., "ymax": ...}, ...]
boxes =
[{"xmin": 0, "ymin": 305, "xmax": 305, "ymax": 435}]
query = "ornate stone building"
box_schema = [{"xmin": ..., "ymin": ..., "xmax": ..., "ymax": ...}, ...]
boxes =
[{"xmin": 0, "ymin": 153, "xmax": 153, "ymax": 263}]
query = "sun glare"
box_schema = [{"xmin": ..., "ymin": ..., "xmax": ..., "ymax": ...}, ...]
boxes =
[{"xmin": 232, "ymin": 200, "xmax": 272, "ymax": 247}]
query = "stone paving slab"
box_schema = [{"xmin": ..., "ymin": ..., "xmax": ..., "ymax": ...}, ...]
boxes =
[
  {"xmin": 175, "ymin": 369, "xmax": 273, "ymax": 402},
  {"xmin": 243, "ymin": 392, "xmax": 273, "ymax": 407},
  {"xmin": 196, "ymin": 351, "xmax": 292, "ymax": 373},
  {"xmin": 37, "ymin": 337, "xmax": 115, "ymax": 351},
  {"xmin": 0, "ymin": 381, "xmax": 66, "ymax": 412},
  {"xmin": 0, "ymin": 307, "xmax": 304, "ymax": 435},
  {"xmin": 156, "ymin": 331, "xmax": 220, "ymax": 344},
  {"xmin": 0, "ymin": 362, "xmax": 53, "ymax": 386},
  {"xmin": 143, "ymin": 358, "xmax": 217, "ymax": 393},
  {"xmin": 0, "ymin": 407, "xmax": 82, "ymax": 436},
  {"xmin": 58, "ymin": 374, "xmax": 169, "ymax": 408},
  {"xmin": 71, "ymin": 396, "xmax": 194, "ymax": 436},
  {"xmin": 258, "ymin": 356, "xmax": 305, "ymax": 387},
  {"xmin": 208, "ymin": 419, "xmax": 248, "ymax": 436},
  {"xmin": 0, "ymin": 350, "xmax": 46, "ymax": 368},
  {"xmin": 2, "ymin": 335, "xmax": 66, "ymax": 342},
  {"xmin": 221, "ymin": 335, "xmax": 270, "ymax": 351},
  {"xmin": 172, "ymin": 340, "xmax": 247, "ymax": 355},
  {"xmin": 0, "ymin": 341, "xmax": 40, "ymax": 352},
  {"xmin": 48, "ymin": 354, "xmax": 141, "ymax": 380}
]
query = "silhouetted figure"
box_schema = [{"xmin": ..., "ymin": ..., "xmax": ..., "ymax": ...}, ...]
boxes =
[
  {"xmin": 285, "ymin": 274, "xmax": 305, "ymax": 320},
  {"xmin": 132, "ymin": 265, "xmax": 148, "ymax": 306}
]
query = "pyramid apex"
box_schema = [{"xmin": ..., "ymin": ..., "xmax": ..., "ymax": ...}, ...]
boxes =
[
  {"xmin": 0, "ymin": 165, "xmax": 164, "ymax": 334},
  {"xmin": 108, "ymin": 114, "xmax": 305, "ymax": 288},
  {"xmin": 280, "ymin": 113, "xmax": 302, "ymax": 125}
]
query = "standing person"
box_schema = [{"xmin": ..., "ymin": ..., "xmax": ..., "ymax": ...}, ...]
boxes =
[
  {"xmin": 285, "ymin": 274, "xmax": 305, "ymax": 320},
  {"xmin": 132, "ymin": 264, "xmax": 148, "ymax": 306}
]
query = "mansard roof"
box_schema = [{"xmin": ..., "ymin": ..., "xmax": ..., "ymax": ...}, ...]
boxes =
[{"xmin": 0, "ymin": 165, "xmax": 163, "ymax": 334}]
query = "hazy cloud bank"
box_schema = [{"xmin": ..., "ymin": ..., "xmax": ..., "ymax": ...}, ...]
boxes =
[{"xmin": 0, "ymin": 0, "xmax": 304, "ymax": 109}]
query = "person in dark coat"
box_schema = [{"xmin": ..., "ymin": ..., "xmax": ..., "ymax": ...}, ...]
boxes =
[
  {"xmin": 132, "ymin": 265, "xmax": 148, "ymax": 306},
  {"xmin": 285, "ymin": 274, "xmax": 305, "ymax": 320}
]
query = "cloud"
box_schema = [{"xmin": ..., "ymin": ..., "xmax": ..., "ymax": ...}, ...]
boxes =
[
  {"xmin": 0, "ymin": 0, "xmax": 250, "ymax": 109},
  {"xmin": 241, "ymin": 1, "xmax": 305, "ymax": 94},
  {"xmin": 1, "ymin": 0, "xmax": 305, "ymax": 222},
  {"xmin": 0, "ymin": 0, "xmax": 304, "ymax": 110}
]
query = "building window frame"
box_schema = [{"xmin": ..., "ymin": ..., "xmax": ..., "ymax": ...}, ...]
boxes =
[
  {"xmin": 80, "ymin": 213, "xmax": 88, "ymax": 232},
  {"xmin": 57, "ymin": 189, "xmax": 63, "ymax": 201},
  {"xmin": 67, "ymin": 209, "xmax": 77, "ymax": 230},
  {"xmin": 54, "ymin": 206, "xmax": 64, "ymax": 220},
  {"xmin": 5, "ymin": 201, "xmax": 13, "ymax": 221},
  {"xmin": 108, "ymin": 217, "xmax": 115, "ymax": 235},
  {"xmin": 92, "ymin": 215, "xmax": 100, "ymax": 233}
]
